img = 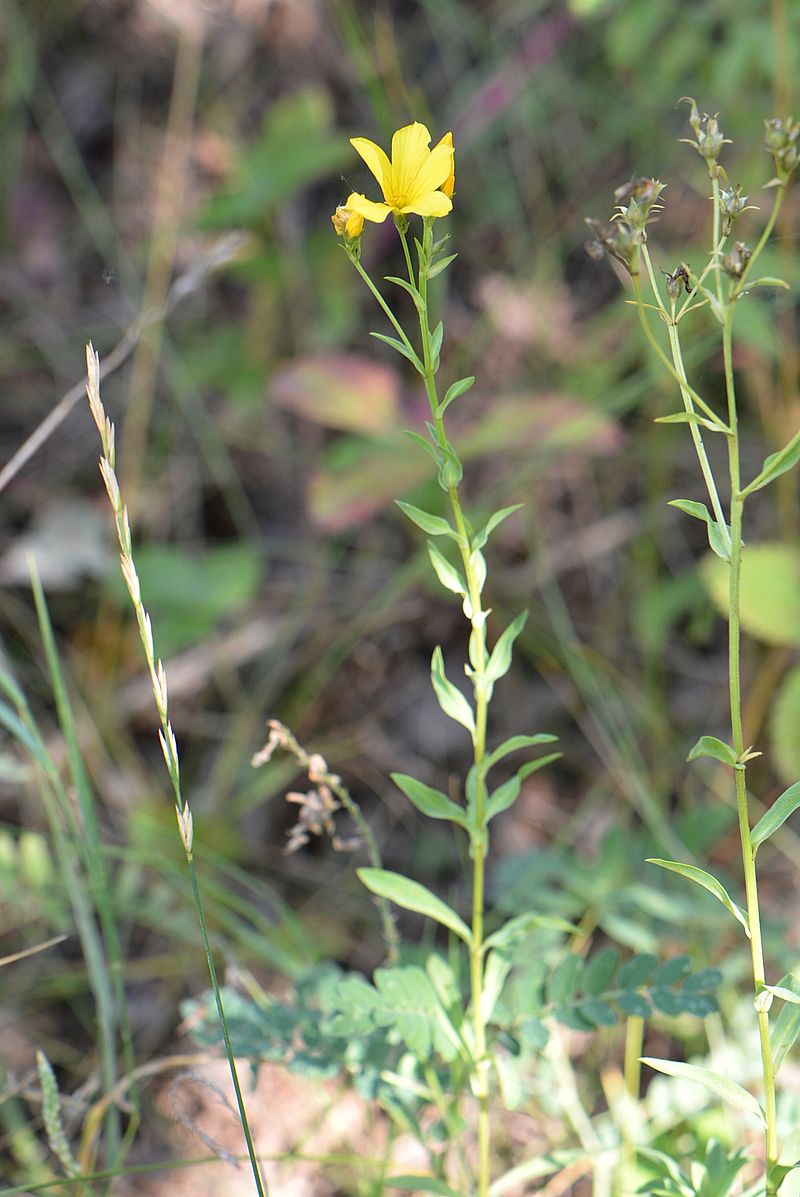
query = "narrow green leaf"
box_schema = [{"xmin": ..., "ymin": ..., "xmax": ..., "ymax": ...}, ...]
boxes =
[
  {"xmin": 430, "ymin": 321, "xmax": 444, "ymax": 368},
  {"xmin": 440, "ymin": 375, "xmax": 475, "ymax": 414},
  {"xmin": 744, "ymin": 430, "xmax": 800, "ymax": 495},
  {"xmin": 485, "ymin": 611, "xmax": 528, "ymax": 685},
  {"xmin": 369, "ymin": 331, "xmax": 424, "ymax": 373},
  {"xmin": 427, "ymin": 542, "xmax": 466, "ymax": 598},
  {"xmin": 772, "ymin": 972, "xmax": 800, "ymax": 1070},
  {"xmin": 687, "ymin": 735, "xmax": 738, "ymax": 767},
  {"xmin": 431, "ymin": 647, "xmax": 475, "ymax": 737},
  {"xmin": 640, "ymin": 1057, "xmax": 766, "ymax": 1125},
  {"xmin": 357, "ymin": 868, "xmax": 472, "ymax": 945},
  {"xmin": 483, "ymin": 911, "xmax": 577, "ymax": 952},
  {"xmin": 751, "ymin": 781, "xmax": 800, "ymax": 851},
  {"xmin": 471, "ymin": 504, "xmax": 524, "ymax": 551},
  {"xmin": 395, "ymin": 500, "xmax": 462, "ymax": 542},
  {"xmin": 481, "ymin": 949, "xmax": 513, "ymax": 1023},
  {"xmin": 646, "ymin": 859, "xmax": 749, "ymax": 935},
  {"xmin": 765, "ymin": 984, "xmax": 800, "ymax": 1005},
  {"xmin": 387, "ymin": 1178, "xmax": 462, "ymax": 1196},
  {"xmin": 655, "ymin": 412, "xmax": 727, "ymax": 433},
  {"xmin": 403, "ymin": 429, "xmax": 440, "ymax": 464},
  {"xmin": 745, "ymin": 276, "xmax": 791, "ymax": 289},
  {"xmin": 428, "ymin": 252, "xmax": 458, "ymax": 280},
  {"xmin": 517, "ymin": 752, "xmax": 562, "ymax": 781},
  {"xmin": 485, "ymin": 776, "xmax": 521, "ymax": 822},
  {"xmin": 384, "ymin": 275, "xmax": 424, "ymax": 310},
  {"xmin": 669, "ymin": 498, "xmax": 731, "ymax": 562},
  {"xmin": 484, "ymin": 733, "xmax": 558, "ymax": 772},
  {"xmin": 391, "ymin": 772, "xmax": 470, "ymax": 828}
]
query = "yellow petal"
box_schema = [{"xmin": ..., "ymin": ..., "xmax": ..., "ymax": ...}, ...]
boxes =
[
  {"xmin": 390, "ymin": 122, "xmax": 432, "ymax": 203},
  {"xmin": 350, "ymin": 137, "xmax": 392, "ymax": 197},
  {"xmin": 435, "ymin": 132, "xmax": 455, "ymax": 198},
  {"xmin": 405, "ymin": 138, "xmax": 453, "ymax": 206},
  {"xmin": 401, "ymin": 191, "xmax": 453, "ymax": 218},
  {"xmin": 346, "ymin": 191, "xmax": 393, "ymax": 223}
]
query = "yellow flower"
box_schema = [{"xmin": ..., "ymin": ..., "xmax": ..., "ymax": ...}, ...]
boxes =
[
  {"xmin": 346, "ymin": 122, "xmax": 454, "ymax": 224},
  {"xmin": 438, "ymin": 131, "xmax": 455, "ymax": 198},
  {"xmin": 331, "ymin": 204, "xmax": 365, "ymax": 238}
]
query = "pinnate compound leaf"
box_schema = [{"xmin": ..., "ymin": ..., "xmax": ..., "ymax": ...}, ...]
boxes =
[
  {"xmin": 751, "ymin": 782, "xmax": 800, "ymax": 851},
  {"xmin": 431, "ymin": 647, "xmax": 476, "ymax": 738},
  {"xmin": 373, "ymin": 966, "xmax": 459, "ymax": 1060},
  {"xmin": 640, "ymin": 1058, "xmax": 766, "ymax": 1125},
  {"xmin": 391, "ymin": 772, "xmax": 470, "ymax": 828},
  {"xmin": 357, "ymin": 868, "xmax": 472, "ymax": 945},
  {"xmin": 647, "ymin": 859, "xmax": 750, "ymax": 935},
  {"xmin": 395, "ymin": 500, "xmax": 461, "ymax": 541},
  {"xmin": 616, "ymin": 992, "xmax": 651, "ymax": 1018},
  {"xmin": 484, "ymin": 733, "xmax": 558, "ymax": 771},
  {"xmin": 687, "ymin": 735, "xmax": 738, "ymax": 767},
  {"xmin": 485, "ymin": 611, "xmax": 528, "ymax": 685},
  {"xmin": 440, "ymin": 375, "xmax": 475, "ymax": 414}
]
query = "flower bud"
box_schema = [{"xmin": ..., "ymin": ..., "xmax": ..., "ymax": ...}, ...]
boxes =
[
  {"xmin": 764, "ymin": 116, "xmax": 800, "ymax": 181},
  {"xmin": 614, "ymin": 177, "xmax": 666, "ymax": 232},
  {"xmin": 331, "ymin": 204, "xmax": 364, "ymax": 258},
  {"xmin": 722, "ymin": 241, "xmax": 752, "ymax": 278}
]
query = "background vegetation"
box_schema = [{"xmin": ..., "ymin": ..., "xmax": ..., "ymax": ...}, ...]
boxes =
[{"xmin": 1, "ymin": 0, "xmax": 799, "ymax": 1192}]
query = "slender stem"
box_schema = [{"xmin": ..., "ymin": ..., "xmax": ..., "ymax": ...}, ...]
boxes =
[
  {"xmin": 731, "ymin": 185, "xmax": 786, "ymax": 298},
  {"xmin": 722, "ymin": 305, "xmax": 778, "ymax": 1185},
  {"xmin": 632, "ymin": 266, "xmax": 727, "ymax": 426},
  {"xmin": 410, "ymin": 218, "xmax": 492, "ymax": 1197},
  {"xmin": 676, "ymin": 236, "xmax": 728, "ymax": 323},
  {"xmin": 351, "ymin": 256, "xmax": 420, "ymax": 363}
]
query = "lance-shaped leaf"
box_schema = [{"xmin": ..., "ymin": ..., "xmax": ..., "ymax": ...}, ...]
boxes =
[
  {"xmin": 471, "ymin": 504, "xmax": 524, "ymax": 551},
  {"xmin": 687, "ymin": 734, "xmax": 738, "ymax": 767},
  {"xmin": 485, "ymin": 611, "xmax": 528, "ymax": 685},
  {"xmin": 483, "ymin": 911, "xmax": 578, "ymax": 952},
  {"xmin": 669, "ymin": 498, "xmax": 731, "ymax": 562},
  {"xmin": 427, "ymin": 542, "xmax": 466, "ymax": 598},
  {"xmin": 640, "ymin": 1057, "xmax": 766, "ymax": 1125},
  {"xmin": 439, "ymin": 375, "xmax": 475, "ymax": 415},
  {"xmin": 395, "ymin": 500, "xmax": 462, "ymax": 542},
  {"xmin": 646, "ymin": 858, "xmax": 749, "ymax": 936},
  {"xmin": 484, "ymin": 733, "xmax": 559, "ymax": 772},
  {"xmin": 655, "ymin": 411, "xmax": 727, "ymax": 434},
  {"xmin": 485, "ymin": 775, "xmax": 521, "ymax": 822},
  {"xmin": 751, "ymin": 781, "xmax": 800, "ymax": 851},
  {"xmin": 370, "ymin": 332, "xmax": 424, "ymax": 374},
  {"xmin": 744, "ymin": 430, "xmax": 800, "ymax": 496},
  {"xmin": 391, "ymin": 772, "xmax": 470, "ymax": 829},
  {"xmin": 771, "ymin": 972, "xmax": 800, "ymax": 1070},
  {"xmin": 431, "ymin": 646, "xmax": 476, "ymax": 738},
  {"xmin": 357, "ymin": 868, "xmax": 472, "ymax": 945}
]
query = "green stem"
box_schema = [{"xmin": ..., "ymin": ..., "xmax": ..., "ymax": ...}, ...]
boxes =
[
  {"xmin": 351, "ymin": 255, "xmax": 421, "ymax": 365},
  {"xmin": 731, "ymin": 185, "xmax": 786, "ymax": 298},
  {"xmin": 412, "ymin": 218, "xmax": 492, "ymax": 1197},
  {"xmin": 722, "ymin": 303, "xmax": 778, "ymax": 1189}
]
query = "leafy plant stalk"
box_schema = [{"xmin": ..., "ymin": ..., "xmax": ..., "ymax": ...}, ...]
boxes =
[{"xmin": 612, "ymin": 105, "xmax": 798, "ymax": 1193}]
